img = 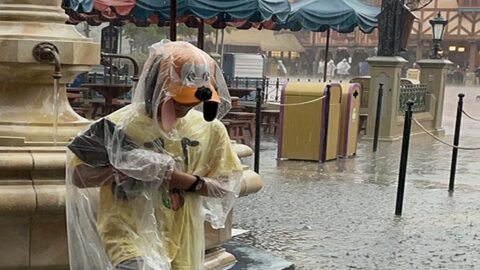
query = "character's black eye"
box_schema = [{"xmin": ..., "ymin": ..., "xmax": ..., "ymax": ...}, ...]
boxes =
[
  {"xmin": 203, "ymin": 72, "xmax": 210, "ymax": 81},
  {"xmin": 186, "ymin": 71, "xmax": 196, "ymax": 83}
]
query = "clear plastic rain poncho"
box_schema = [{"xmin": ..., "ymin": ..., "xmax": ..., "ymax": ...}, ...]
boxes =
[
  {"xmin": 65, "ymin": 40, "xmax": 243, "ymax": 270},
  {"xmin": 336, "ymin": 59, "xmax": 351, "ymax": 76}
]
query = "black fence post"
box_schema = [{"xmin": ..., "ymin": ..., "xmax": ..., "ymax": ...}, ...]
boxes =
[
  {"xmin": 395, "ymin": 100, "xmax": 414, "ymax": 216},
  {"xmin": 373, "ymin": 83, "xmax": 384, "ymax": 152},
  {"xmin": 321, "ymin": 85, "xmax": 331, "ymax": 163},
  {"xmin": 275, "ymin": 77, "xmax": 280, "ymax": 102},
  {"xmin": 254, "ymin": 87, "xmax": 263, "ymax": 173},
  {"xmin": 265, "ymin": 79, "xmax": 270, "ymax": 103},
  {"xmin": 449, "ymin": 93, "xmax": 465, "ymax": 192}
]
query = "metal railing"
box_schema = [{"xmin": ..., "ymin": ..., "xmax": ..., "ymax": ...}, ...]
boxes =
[
  {"xmin": 399, "ymin": 84, "xmax": 427, "ymax": 114},
  {"xmin": 225, "ymin": 76, "xmax": 287, "ymax": 103}
]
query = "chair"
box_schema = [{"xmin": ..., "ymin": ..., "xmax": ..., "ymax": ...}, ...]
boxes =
[
  {"xmin": 359, "ymin": 114, "xmax": 368, "ymax": 135},
  {"xmin": 67, "ymin": 87, "xmax": 95, "ymax": 118},
  {"xmin": 225, "ymin": 112, "xmax": 256, "ymax": 144},
  {"xmin": 261, "ymin": 109, "xmax": 279, "ymax": 134},
  {"xmin": 222, "ymin": 120, "xmax": 250, "ymax": 145}
]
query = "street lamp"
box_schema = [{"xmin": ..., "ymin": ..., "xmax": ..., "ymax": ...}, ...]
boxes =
[{"xmin": 429, "ymin": 12, "xmax": 448, "ymax": 59}]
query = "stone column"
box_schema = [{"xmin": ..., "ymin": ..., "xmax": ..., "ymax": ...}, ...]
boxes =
[
  {"xmin": 0, "ymin": 1, "xmax": 99, "ymax": 269},
  {"xmin": 469, "ymin": 42, "xmax": 477, "ymax": 72},
  {"xmin": 0, "ymin": 0, "xmax": 99, "ymax": 143},
  {"xmin": 416, "ymin": 59, "xmax": 453, "ymax": 136},
  {"xmin": 365, "ymin": 56, "xmax": 407, "ymax": 141}
]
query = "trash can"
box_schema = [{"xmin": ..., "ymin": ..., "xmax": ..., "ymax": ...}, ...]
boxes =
[
  {"xmin": 338, "ymin": 83, "xmax": 361, "ymax": 158},
  {"xmin": 278, "ymin": 82, "xmax": 342, "ymax": 162},
  {"xmin": 349, "ymin": 76, "xmax": 370, "ymax": 115}
]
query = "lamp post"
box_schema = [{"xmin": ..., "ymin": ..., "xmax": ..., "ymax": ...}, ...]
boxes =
[{"xmin": 430, "ymin": 12, "xmax": 448, "ymax": 59}]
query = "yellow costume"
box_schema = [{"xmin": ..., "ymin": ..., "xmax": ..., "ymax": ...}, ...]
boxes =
[
  {"xmin": 66, "ymin": 40, "xmax": 241, "ymax": 270},
  {"xmin": 98, "ymin": 108, "xmax": 241, "ymax": 269}
]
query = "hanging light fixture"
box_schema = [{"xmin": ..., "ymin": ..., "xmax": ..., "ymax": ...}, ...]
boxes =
[{"xmin": 429, "ymin": 12, "xmax": 448, "ymax": 59}]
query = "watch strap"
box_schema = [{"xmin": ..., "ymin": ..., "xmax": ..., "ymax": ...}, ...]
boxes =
[{"xmin": 186, "ymin": 175, "xmax": 202, "ymax": 192}]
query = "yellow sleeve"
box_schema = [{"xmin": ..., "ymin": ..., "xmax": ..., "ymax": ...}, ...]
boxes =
[{"xmin": 68, "ymin": 154, "xmax": 85, "ymax": 168}]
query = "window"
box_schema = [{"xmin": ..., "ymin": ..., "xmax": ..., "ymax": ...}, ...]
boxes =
[
  {"xmin": 270, "ymin": 51, "xmax": 282, "ymax": 58},
  {"xmin": 459, "ymin": 0, "xmax": 480, "ymax": 6}
]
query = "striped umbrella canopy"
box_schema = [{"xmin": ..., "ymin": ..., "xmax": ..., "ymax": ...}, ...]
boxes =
[
  {"xmin": 281, "ymin": 0, "xmax": 381, "ymax": 82},
  {"xmin": 63, "ymin": 0, "xmax": 291, "ymax": 29},
  {"xmin": 284, "ymin": 0, "xmax": 380, "ymax": 33}
]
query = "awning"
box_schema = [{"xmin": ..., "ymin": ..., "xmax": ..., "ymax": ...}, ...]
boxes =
[
  {"xmin": 284, "ymin": 0, "xmax": 381, "ymax": 33},
  {"xmin": 222, "ymin": 29, "xmax": 305, "ymax": 52},
  {"xmin": 96, "ymin": 0, "xmax": 136, "ymax": 17},
  {"xmin": 62, "ymin": 0, "xmax": 291, "ymax": 29},
  {"xmin": 261, "ymin": 33, "xmax": 305, "ymax": 52}
]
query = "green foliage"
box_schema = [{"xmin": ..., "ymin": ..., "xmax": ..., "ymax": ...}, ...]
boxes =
[{"xmin": 123, "ymin": 24, "xmax": 216, "ymax": 54}]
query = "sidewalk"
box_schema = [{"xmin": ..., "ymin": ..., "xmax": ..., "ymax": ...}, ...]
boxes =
[{"xmin": 233, "ymin": 86, "xmax": 480, "ymax": 269}]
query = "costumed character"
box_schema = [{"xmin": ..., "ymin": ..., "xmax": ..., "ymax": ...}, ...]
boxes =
[
  {"xmin": 326, "ymin": 59, "xmax": 336, "ymax": 78},
  {"xmin": 65, "ymin": 40, "xmax": 243, "ymax": 270},
  {"xmin": 336, "ymin": 58, "xmax": 351, "ymax": 80},
  {"xmin": 317, "ymin": 60, "xmax": 325, "ymax": 76},
  {"xmin": 277, "ymin": 60, "xmax": 287, "ymax": 77}
]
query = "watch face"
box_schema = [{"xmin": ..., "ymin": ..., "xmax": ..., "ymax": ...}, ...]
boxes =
[{"xmin": 195, "ymin": 178, "xmax": 204, "ymax": 191}]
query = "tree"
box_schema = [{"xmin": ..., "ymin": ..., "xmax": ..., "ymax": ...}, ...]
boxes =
[{"xmin": 123, "ymin": 24, "xmax": 215, "ymax": 54}]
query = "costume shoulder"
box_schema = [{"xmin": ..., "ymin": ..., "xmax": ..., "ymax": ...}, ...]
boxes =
[
  {"xmin": 106, "ymin": 105, "xmax": 159, "ymax": 144},
  {"xmin": 67, "ymin": 105, "xmax": 153, "ymax": 167}
]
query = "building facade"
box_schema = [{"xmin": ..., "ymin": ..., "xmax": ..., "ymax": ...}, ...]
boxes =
[
  {"xmin": 411, "ymin": 0, "xmax": 480, "ymax": 70},
  {"xmin": 296, "ymin": 0, "xmax": 480, "ymax": 72}
]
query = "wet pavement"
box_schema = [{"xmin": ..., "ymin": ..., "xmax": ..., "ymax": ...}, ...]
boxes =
[{"xmin": 232, "ymin": 86, "xmax": 480, "ymax": 269}]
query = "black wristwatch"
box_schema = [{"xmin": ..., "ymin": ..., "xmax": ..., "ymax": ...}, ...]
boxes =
[{"xmin": 186, "ymin": 175, "xmax": 205, "ymax": 192}]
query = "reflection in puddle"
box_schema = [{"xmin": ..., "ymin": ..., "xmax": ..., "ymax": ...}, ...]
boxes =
[{"xmin": 234, "ymin": 87, "xmax": 480, "ymax": 269}]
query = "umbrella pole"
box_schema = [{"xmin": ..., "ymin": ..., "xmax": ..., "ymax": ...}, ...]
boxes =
[
  {"xmin": 215, "ymin": 29, "xmax": 219, "ymax": 53},
  {"xmin": 312, "ymin": 32, "xmax": 316, "ymax": 76},
  {"xmin": 170, "ymin": 0, "xmax": 177, "ymax": 41},
  {"xmin": 197, "ymin": 19, "xmax": 204, "ymax": 50},
  {"xmin": 109, "ymin": 22, "xmax": 113, "ymax": 85},
  {"xmin": 323, "ymin": 28, "xmax": 330, "ymax": 82},
  {"xmin": 220, "ymin": 28, "xmax": 225, "ymax": 69},
  {"xmin": 119, "ymin": 26, "xmax": 123, "ymax": 54}
]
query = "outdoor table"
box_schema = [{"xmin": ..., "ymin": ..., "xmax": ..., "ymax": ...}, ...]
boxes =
[
  {"xmin": 241, "ymin": 103, "xmax": 268, "ymax": 113},
  {"xmin": 228, "ymin": 87, "xmax": 255, "ymax": 98},
  {"xmin": 231, "ymin": 96, "xmax": 239, "ymax": 107},
  {"xmin": 67, "ymin": 92, "xmax": 83, "ymax": 104},
  {"xmin": 81, "ymin": 83, "xmax": 132, "ymax": 115},
  {"xmin": 67, "ymin": 87, "xmax": 90, "ymax": 93}
]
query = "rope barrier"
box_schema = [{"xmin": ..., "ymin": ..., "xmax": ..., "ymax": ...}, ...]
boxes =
[
  {"xmin": 462, "ymin": 110, "xmax": 480, "ymax": 122},
  {"xmin": 266, "ymin": 95, "xmax": 326, "ymax": 107},
  {"xmin": 412, "ymin": 118, "xmax": 480, "ymax": 150}
]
